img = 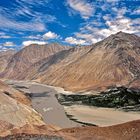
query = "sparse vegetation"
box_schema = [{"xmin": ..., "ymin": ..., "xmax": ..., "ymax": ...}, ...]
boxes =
[{"xmin": 56, "ymin": 87, "xmax": 140, "ymax": 111}]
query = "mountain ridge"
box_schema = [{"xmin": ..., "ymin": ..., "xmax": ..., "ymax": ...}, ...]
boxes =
[
  {"xmin": 1, "ymin": 43, "xmax": 70, "ymax": 79},
  {"xmin": 1, "ymin": 32, "xmax": 140, "ymax": 92},
  {"xmin": 33, "ymin": 32, "xmax": 140, "ymax": 91}
]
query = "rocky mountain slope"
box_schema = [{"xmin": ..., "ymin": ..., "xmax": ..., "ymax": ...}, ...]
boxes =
[
  {"xmin": 0, "ymin": 50, "xmax": 15, "ymax": 73},
  {"xmin": 1, "ymin": 43, "xmax": 69, "ymax": 79},
  {"xmin": 16, "ymin": 46, "xmax": 92, "ymax": 80},
  {"xmin": 0, "ymin": 80, "xmax": 30, "ymax": 106},
  {"xmin": 14, "ymin": 32, "xmax": 140, "ymax": 92},
  {"xmin": 0, "ymin": 80, "xmax": 45, "ymax": 128}
]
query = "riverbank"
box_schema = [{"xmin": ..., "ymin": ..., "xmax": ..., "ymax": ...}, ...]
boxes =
[
  {"xmin": 5, "ymin": 80, "xmax": 140, "ymax": 127},
  {"xmin": 5, "ymin": 80, "xmax": 81, "ymax": 128},
  {"xmin": 63, "ymin": 105, "xmax": 140, "ymax": 126}
]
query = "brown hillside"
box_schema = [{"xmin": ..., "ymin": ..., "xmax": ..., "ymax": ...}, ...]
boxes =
[
  {"xmin": 1, "ymin": 43, "xmax": 69, "ymax": 79},
  {"xmin": 0, "ymin": 50, "xmax": 15, "ymax": 73},
  {"xmin": 34, "ymin": 32, "xmax": 140, "ymax": 91}
]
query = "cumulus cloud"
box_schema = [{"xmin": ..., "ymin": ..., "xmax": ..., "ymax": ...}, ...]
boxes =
[
  {"xmin": 67, "ymin": 0, "xmax": 94, "ymax": 19},
  {"xmin": 102, "ymin": 13, "xmax": 140, "ymax": 35},
  {"xmin": 43, "ymin": 31, "xmax": 58, "ymax": 40},
  {"xmin": 65, "ymin": 37, "xmax": 87, "ymax": 45},
  {"xmin": 75, "ymin": 32, "xmax": 102, "ymax": 44},
  {"xmin": 74, "ymin": 6, "xmax": 140, "ymax": 45},
  {"xmin": 3, "ymin": 42, "xmax": 16, "ymax": 47},
  {"xmin": 22, "ymin": 40, "xmax": 47, "ymax": 46}
]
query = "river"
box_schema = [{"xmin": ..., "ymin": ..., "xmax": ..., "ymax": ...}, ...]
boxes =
[
  {"xmin": 6, "ymin": 80, "xmax": 81, "ymax": 128},
  {"xmin": 6, "ymin": 80, "xmax": 140, "ymax": 128}
]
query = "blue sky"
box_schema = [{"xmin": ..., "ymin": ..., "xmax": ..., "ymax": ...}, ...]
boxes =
[{"xmin": 0, "ymin": 0, "xmax": 140, "ymax": 51}]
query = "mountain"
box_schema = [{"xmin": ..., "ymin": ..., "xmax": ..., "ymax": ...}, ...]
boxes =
[
  {"xmin": 16, "ymin": 46, "xmax": 92, "ymax": 80},
  {"xmin": 15, "ymin": 32, "xmax": 139, "ymax": 92},
  {"xmin": 1, "ymin": 43, "xmax": 69, "ymax": 79},
  {"xmin": 0, "ymin": 50, "xmax": 15, "ymax": 73},
  {"xmin": 15, "ymin": 32, "xmax": 140, "ymax": 92},
  {"xmin": 0, "ymin": 80, "xmax": 44, "ymax": 127},
  {"xmin": 1, "ymin": 32, "xmax": 140, "ymax": 92}
]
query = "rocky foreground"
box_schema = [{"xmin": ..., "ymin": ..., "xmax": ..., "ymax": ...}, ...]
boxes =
[
  {"xmin": 0, "ymin": 120, "xmax": 140, "ymax": 140},
  {"xmin": 60, "ymin": 120, "xmax": 140, "ymax": 140}
]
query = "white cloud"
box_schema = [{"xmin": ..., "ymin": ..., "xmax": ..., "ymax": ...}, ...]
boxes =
[
  {"xmin": 106, "ymin": 0, "xmax": 120, "ymax": 2},
  {"xmin": 22, "ymin": 40, "xmax": 47, "ymax": 46},
  {"xmin": 103, "ymin": 15, "xmax": 139, "ymax": 35},
  {"xmin": 3, "ymin": 42, "xmax": 15, "ymax": 47},
  {"xmin": 25, "ymin": 34, "xmax": 41, "ymax": 39},
  {"xmin": 16, "ymin": 0, "xmax": 50, "ymax": 6},
  {"xmin": 67, "ymin": 0, "xmax": 94, "ymax": 19},
  {"xmin": 0, "ymin": 14, "xmax": 46, "ymax": 32},
  {"xmin": 0, "ymin": 35, "xmax": 11, "ymax": 39},
  {"xmin": 65, "ymin": 37, "xmax": 87, "ymax": 45},
  {"xmin": 0, "ymin": 0, "xmax": 58, "ymax": 32},
  {"xmin": 74, "ymin": 7, "xmax": 140, "ymax": 45},
  {"xmin": 133, "ymin": 8, "xmax": 140, "ymax": 15},
  {"xmin": 43, "ymin": 31, "xmax": 58, "ymax": 40},
  {"xmin": 0, "ymin": 32, "xmax": 11, "ymax": 39},
  {"xmin": 76, "ymin": 32, "xmax": 102, "ymax": 44},
  {"xmin": 0, "ymin": 32, "xmax": 5, "ymax": 35},
  {"xmin": 0, "ymin": 47, "xmax": 13, "ymax": 52}
]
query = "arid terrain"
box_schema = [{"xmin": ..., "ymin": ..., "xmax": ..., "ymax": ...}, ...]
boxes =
[
  {"xmin": 1, "ymin": 43, "xmax": 69, "ymax": 79},
  {"xmin": 1, "ymin": 32, "xmax": 140, "ymax": 92},
  {"xmin": 0, "ymin": 32, "xmax": 140, "ymax": 140}
]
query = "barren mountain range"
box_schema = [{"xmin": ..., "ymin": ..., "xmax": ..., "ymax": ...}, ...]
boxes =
[
  {"xmin": 1, "ymin": 43, "xmax": 68, "ymax": 79},
  {"xmin": 0, "ymin": 31, "xmax": 140, "ymax": 139},
  {"xmin": 37, "ymin": 31, "xmax": 140, "ymax": 91},
  {"xmin": 1, "ymin": 32, "xmax": 140, "ymax": 92}
]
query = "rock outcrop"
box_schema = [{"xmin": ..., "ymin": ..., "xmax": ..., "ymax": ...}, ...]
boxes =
[{"xmin": 0, "ymin": 80, "xmax": 31, "ymax": 106}]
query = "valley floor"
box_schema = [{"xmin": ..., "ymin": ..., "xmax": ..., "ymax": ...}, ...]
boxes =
[
  {"xmin": 5, "ymin": 80, "xmax": 81, "ymax": 128},
  {"xmin": 64, "ymin": 105, "xmax": 140, "ymax": 126},
  {"xmin": 5, "ymin": 80, "xmax": 140, "ymax": 127}
]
